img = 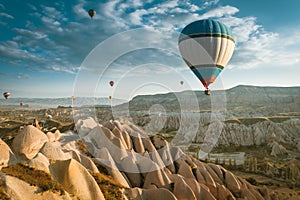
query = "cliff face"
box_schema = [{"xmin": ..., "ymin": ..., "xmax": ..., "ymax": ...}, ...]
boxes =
[
  {"xmin": 0, "ymin": 118, "xmax": 279, "ymax": 200},
  {"xmin": 132, "ymin": 113, "xmax": 300, "ymax": 148}
]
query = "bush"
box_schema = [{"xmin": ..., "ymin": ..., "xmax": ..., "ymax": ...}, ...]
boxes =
[
  {"xmin": 1, "ymin": 163, "xmax": 64, "ymax": 194},
  {"xmin": 90, "ymin": 171, "xmax": 125, "ymax": 200}
]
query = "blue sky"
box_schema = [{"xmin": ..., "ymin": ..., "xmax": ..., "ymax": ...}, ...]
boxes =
[{"xmin": 1, "ymin": 0, "xmax": 300, "ymax": 98}]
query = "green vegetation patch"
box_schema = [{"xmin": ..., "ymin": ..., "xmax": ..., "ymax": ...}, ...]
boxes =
[
  {"xmin": 90, "ymin": 171, "xmax": 126, "ymax": 200},
  {"xmin": 1, "ymin": 163, "xmax": 64, "ymax": 194}
]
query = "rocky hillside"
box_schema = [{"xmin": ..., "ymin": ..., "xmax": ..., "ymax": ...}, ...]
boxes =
[
  {"xmin": 120, "ymin": 85, "xmax": 300, "ymax": 150},
  {"xmin": 0, "ymin": 118, "xmax": 279, "ymax": 200},
  {"xmin": 124, "ymin": 85, "xmax": 300, "ymax": 116}
]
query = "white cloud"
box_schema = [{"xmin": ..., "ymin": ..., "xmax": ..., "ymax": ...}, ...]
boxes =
[
  {"xmin": 17, "ymin": 73, "xmax": 30, "ymax": 79},
  {"xmin": 73, "ymin": 1, "xmax": 89, "ymax": 19},
  {"xmin": 199, "ymin": 5, "xmax": 239, "ymax": 19},
  {"xmin": 0, "ymin": 12, "xmax": 14, "ymax": 19},
  {"xmin": 13, "ymin": 28, "xmax": 47, "ymax": 40},
  {"xmin": 27, "ymin": 3, "xmax": 37, "ymax": 11},
  {"xmin": 1, "ymin": 0, "xmax": 298, "ymax": 76}
]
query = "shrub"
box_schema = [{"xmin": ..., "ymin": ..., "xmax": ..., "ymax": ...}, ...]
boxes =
[
  {"xmin": 1, "ymin": 163, "xmax": 64, "ymax": 194},
  {"xmin": 90, "ymin": 171, "xmax": 125, "ymax": 200}
]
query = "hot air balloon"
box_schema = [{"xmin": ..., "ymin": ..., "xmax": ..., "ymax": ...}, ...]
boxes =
[
  {"xmin": 3, "ymin": 92, "xmax": 10, "ymax": 99},
  {"xmin": 20, "ymin": 102, "xmax": 24, "ymax": 107},
  {"xmin": 88, "ymin": 9, "xmax": 96, "ymax": 18},
  {"xmin": 109, "ymin": 81, "xmax": 114, "ymax": 87},
  {"xmin": 71, "ymin": 95, "xmax": 76, "ymax": 100},
  {"xmin": 180, "ymin": 81, "xmax": 184, "ymax": 85},
  {"xmin": 109, "ymin": 95, "xmax": 112, "ymax": 100},
  {"xmin": 178, "ymin": 19, "xmax": 235, "ymax": 95}
]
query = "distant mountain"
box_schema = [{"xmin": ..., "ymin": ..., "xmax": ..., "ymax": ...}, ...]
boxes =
[
  {"xmin": 0, "ymin": 97, "xmax": 127, "ymax": 108},
  {"xmin": 122, "ymin": 85, "xmax": 300, "ymax": 117}
]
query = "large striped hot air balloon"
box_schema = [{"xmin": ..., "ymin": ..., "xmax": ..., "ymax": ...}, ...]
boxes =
[{"xmin": 178, "ymin": 19, "xmax": 235, "ymax": 95}]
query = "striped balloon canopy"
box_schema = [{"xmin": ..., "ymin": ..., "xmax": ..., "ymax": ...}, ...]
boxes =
[{"xmin": 178, "ymin": 19, "xmax": 235, "ymax": 90}]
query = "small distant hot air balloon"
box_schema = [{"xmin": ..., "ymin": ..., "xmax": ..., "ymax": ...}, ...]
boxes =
[
  {"xmin": 180, "ymin": 81, "xmax": 184, "ymax": 85},
  {"xmin": 88, "ymin": 9, "xmax": 96, "ymax": 18},
  {"xmin": 71, "ymin": 95, "xmax": 76, "ymax": 100},
  {"xmin": 179, "ymin": 19, "xmax": 235, "ymax": 95},
  {"xmin": 3, "ymin": 92, "xmax": 10, "ymax": 99},
  {"xmin": 109, "ymin": 95, "xmax": 112, "ymax": 100},
  {"xmin": 20, "ymin": 102, "xmax": 24, "ymax": 107},
  {"xmin": 109, "ymin": 81, "xmax": 114, "ymax": 87}
]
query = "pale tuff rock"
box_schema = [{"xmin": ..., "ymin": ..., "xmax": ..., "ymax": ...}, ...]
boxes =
[
  {"xmin": 126, "ymin": 187, "xmax": 177, "ymax": 200},
  {"xmin": 208, "ymin": 163, "xmax": 226, "ymax": 184},
  {"xmin": 71, "ymin": 150, "xmax": 99, "ymax": 173},
  {"xmin": 197, "ymin": 165, "xmax": 216, "ymax": 187},
  {"xmin": 205, "ymin": 164, "xmax": 223, "ymax": 185},
  {"xmin": 169, "ymin": 174, "xmax": 197, "ymax": 200},
  {"xmin": 104, "ymin": 120, "xmax": 117, "ymax": 131},
  {"xmin": 75, "ymin": 117, "xmax": 98, "ymax": 137},
  {"xmin": 120, "ymin": 156, "xmax": 142, "ymax": 187},
  {"xmin": 54, "ymin": 129, "xmax": 62, "ymax": 141},
  {"xmin": 12, "ymin": 125, "xmax": 48, "ymax": 160},
  {"xmin": 125, "ymin": 187, "xmax": 143, "ymax": 200},
  {"xmin": 142, "ymin": 137, "xmax": 156, "ymax": 152},
  {"xmin": 240, "ymin": 187, "xmax": 257, "ymax": 200},
  {"xmin": 177, "ymin": 160, "xmax": 195, "ymax": 179},
  {"xmin": 185, "ymin": 178, "xmax": 216, "ymax": 200},
  {"xmin": 40, "ymin": 142, "xmax": 72, "ymax": 160},
  {"xmin": 28, "ymin": 153, "xmax": 50, "ymax": 173},
  {"xmin": 113, "ymin": 120, "xmax": 123, "ymax": 131},
  {"xmin": 249, "ymin": 187, "xmax": 266, "ymax": 200},
  {"xmin": 142, "ymin": 188, "xmax": 177, "ymax": 200},
  {"xmin": 159, "ymin": 143, "xmax": 176, "ymax": 174},
  {"xmin": 136, "ymin": 155, "xmax": 159, "ymax": 177},
  {"xmin": 121, "ymin": 130, "xmax": 133, "ymax": 150},
  {"xmin": 84, "ymin": 125, "xmax": 128, "ymax": 162},
  {"xmin": 214, "ymin": 183, "xmax": 235, "ymax": 200},
  {"xmin": 4, "ymin": 175, "xmax": 72, "ymax": 200},
  {"xmin": 143, "ymin": 166, "xmax": 172, "ymax": 190},
  {"xmin": 112, "ymin": 127, "xmax": 128, "ymax": 149},
  {"xmin": 270, "ymin": 141, "xmax": 288, "ymax": 156},
  {"xmin": 224, "ymin": 170, "xmax": 242, "ymax": 196},
  {"xmin": 50, "ymin": 159, "xmax": 105, "ymax": 200},
  {"xmin": 47, "ymin": 130, "xmax": 62, "ymax": 142},
  {"xmin": 94, "ymin": 148, "xmax": 130, "ymax": 188},
  {"xmin": 131, "ymin": 132, "xmax": 146, "ymax": 153},
  {"xmin": 152, "ymin": 135, "xmax": 168, "ymax": 149},
  {"xmin": 0, "ymin": 139, "xmax": 17, "ymax": 169},
  {"xmin": 47, "ymin": 132, "xmax": 56, "ymax": 142}
]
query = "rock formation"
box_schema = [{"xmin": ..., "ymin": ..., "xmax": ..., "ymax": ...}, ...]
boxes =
[{"xmin": 0, "ymin": 118, "xmax": 279, "ymax": 200}]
